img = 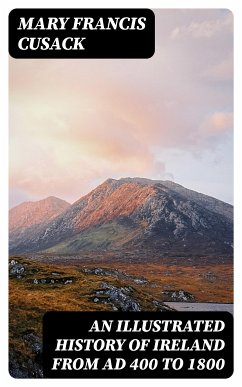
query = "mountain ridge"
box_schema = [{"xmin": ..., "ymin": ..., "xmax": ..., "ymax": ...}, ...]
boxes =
[
  {"xmin": 10, "ymin": 196, "xmax": 70, "ymax": 231},
  {"xmin": 9, "ymin": 178, "xmax": 233, "ymax": 257}
]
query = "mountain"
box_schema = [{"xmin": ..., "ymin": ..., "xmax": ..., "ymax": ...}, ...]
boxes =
[
  {"xmin": 9, "ymin": 178, "xmax": 233, "ymax": 257},
  {"xmin": 9, "ymin": 196, "xmax": 70, "ymax": 250},
  {"xmin": 10, "ymin": 196, "xmax": 70, "ymax": 232}
]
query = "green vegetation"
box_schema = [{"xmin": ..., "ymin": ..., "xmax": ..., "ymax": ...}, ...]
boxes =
[{"xmin": 45, "ymin": 221, "xmax": 140, "ymax": 253}]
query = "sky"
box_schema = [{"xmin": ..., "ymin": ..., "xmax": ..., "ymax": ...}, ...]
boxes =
[{"xmin": 9, "ymin": 9, "xmax": 233, "ymax": 207}]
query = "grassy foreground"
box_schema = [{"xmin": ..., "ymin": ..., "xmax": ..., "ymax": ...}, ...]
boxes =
[{"xmin": 9, "ymin": 254, "xmax": 233, "ymax": 377}]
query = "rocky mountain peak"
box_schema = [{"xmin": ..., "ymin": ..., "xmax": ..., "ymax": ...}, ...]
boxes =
[{"xmin": 9, "ymin": 177, "xmax": 233, "ymax": 257}]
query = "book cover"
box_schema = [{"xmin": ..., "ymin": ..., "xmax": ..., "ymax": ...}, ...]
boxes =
[{"xmin": 6, "ymin": 4, "xmax": 236, "ymax": 381}]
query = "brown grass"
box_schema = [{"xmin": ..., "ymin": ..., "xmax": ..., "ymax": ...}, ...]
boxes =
[{"xmin": 9, "ymin": 255, "xmax": 233, "ymax": 370}]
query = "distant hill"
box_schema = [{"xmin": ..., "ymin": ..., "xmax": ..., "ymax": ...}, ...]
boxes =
[
  {"xmin": 9, "ymin": 196, "xmax": 70, "ymax": 251},
  {"xmin": 10, "ymin": 196, "xmax": 70, "ymax": 232},
  {"xmin": 9, "ymin": 178, "xmax": 233, "ymax": 257}
]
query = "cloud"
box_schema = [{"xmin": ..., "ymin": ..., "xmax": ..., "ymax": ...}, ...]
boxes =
[
  {"xmin": 201, "ymin": 54, "xmax": 233, "ymax": 81},
  {"xmin": 209, "ymin": 112, "xmax": 233, "ymax": 132},
  {"xmin": 170, "ymin": 12, "xmax": 233, "ymax": 40},
  {"xmin": 198, "ymin": 112, "xmax": 233, "ymax": 139},
  {"xmin": 9, "ymin": 9, "xmax": 233, "ymax": 205},
  {"xmin": 9, "ymin": 64, "xmax": 166, "ymax": 202}
]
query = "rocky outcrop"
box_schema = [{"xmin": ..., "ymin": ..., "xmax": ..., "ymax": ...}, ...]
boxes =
[
  {"xmin": 92, "ymin": 283, "xmax": 142, "ymax": 311},
  {"xmin": 81, "ymin": 267, "xmax": 148, "ymax": 285},
  {"xmin": 161, "ymin": 289, "xmax": 196, "ymax": 302},
  {"xmin": 9, "ymin": 259, "xmax": 25, "ymax": 279},
  {"xmin": 9, "ymin": 330, "xmax": 43, "ymax": 378},
  {"xmin": 32, "ymin": 277, "xmax": 74, "ymax": 285}
]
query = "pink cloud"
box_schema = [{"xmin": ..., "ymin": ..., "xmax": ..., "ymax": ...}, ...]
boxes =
[
  {"xmin": 9, "ymin": 10, "xmax": 233, "ymax": 205},
  {"xmin": 198, "ymin": 112, "xmax": 233, "ymax": 139},
  {"xmin": 201, "ymin": 55, "xmax": 233, "ymax": 81},
  {"xmin": 209, "ymin": 112, "xmax": 233, "ymax": 132},
  {"xmin": 170, "ymin": 12, "xmax": 233, "ymax": 39}
]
